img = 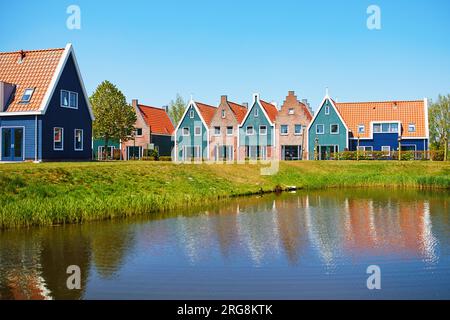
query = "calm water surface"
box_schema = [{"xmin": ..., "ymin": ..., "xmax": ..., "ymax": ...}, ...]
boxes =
[{"xmin": 0, "ymin": 188, "xmax": 449, "ymax": 300}]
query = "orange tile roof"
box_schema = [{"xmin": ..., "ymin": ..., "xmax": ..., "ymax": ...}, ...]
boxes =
[
  {"xmin": 195, "ymin": 101, "xmax": 217, "ymax": 126},
  {"xmin": 335, "ymin": 100, "xmax": 426, "ymax": 138},
  {"xmin": 138, "ymin": 104, "xmax": 174, "ymax": 135},
  {"xmin": 260, "ymin": 100, "xmax": 278, "ymax": 123},
  {"xmin": 0, "ymin": 48, "xmax": 65, "ymax": 112},
  {"xmin": 228, "ymin": 101, "xmax": 247, "ymax": 123}
]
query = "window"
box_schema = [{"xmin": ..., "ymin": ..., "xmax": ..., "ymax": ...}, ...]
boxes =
[
  {"xmin": 60, "ymin": 90, "xmax": 78, "ymax": 109},
  {"xmin": 226, "ymin": 126, "xmax": 233, "ymax": 136},
  {"xmin": 194, "ymin": 126, "xmax": 202, "ymax": 136},
  {"xmin": 373, "ymin": 122, "xmax": 399, "ymax": 133},
  {"xmin": 381, "ymin": 146, "xmax": 391, "ymax": 155},
  {"xmin": 214, "ymin": 126, "xmax": 221, "ymax": 136},
  {"xmin": 259, "ymin": 125, "xmax": 267, "ymax": 135},
  {"xmin": 294, "ymin": 124, "xmax": 302, "ymax": 135},
  {"xmin": 182, "ymin": 127, "xmax": 190, "ymax": 136},
  {"xmin": 254, "ymin": 107, "xmax": 259, "ymax": 117},
  {"xmin": 325, "ymin": 105, "xmax": 330, "ymax": 115},
  {"xmin": 221, "ymin": 110, "xmax": 226, "ymax": 118},
  {"xmin": 246, "ymin": 126, "xmax": 254, "ymax": 135},
  {"xmin": 288, "ymin": 108, "xmax": 294, "ymax": 115},
  {"xmin": 330, "ymin": 124, "xmax": 339, "ymax": 134},
  {"xmin": 189, "ymin": 109, "xmax": 194, "ymax": 118},
  {"xmin": 21, "ymin": 88, "xmax": 34, "ymax": 103},
  {"xmin": 54, "ymin": 127, "xmax": 63, "ymax": 151},
  {"xmin": 280, "ymin": 125, "xmax": 288, "ymax": 135},
  {"xmin": 74, "ymin": 129, "xmax": 83, "ymax": 151},
  {"xmin": 408, "ymin": 123, "xmax": 416, "ymax": 132},
  {"xmin": 135, "ymin": 128, "xmax": 143, "ymax": 137},
  {"xmin": 316, "ymin": 124, "xmax": 324, "ymax": 134},
  {"xmin": 358, "ymin": 125, "xmax": 365, "ymax": 134},
  {"xmin": 357, "ymin": 146, "xmax": 373, "ymax": 151}
]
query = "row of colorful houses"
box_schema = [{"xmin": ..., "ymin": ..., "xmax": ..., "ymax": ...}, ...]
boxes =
[
  {"xmin": 0, "ymin": 44, "xmax": 429, "ymax": 162},
  {"xmin": 174, "ymin": 92, "xmax": 429, "ymax": 161}
]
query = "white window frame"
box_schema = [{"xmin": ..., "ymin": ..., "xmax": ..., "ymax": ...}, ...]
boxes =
[
  {"xmin": 288, "ymin": 108, "xmax": 294, "ymax": 115},
  {"xmin": 221, "ymin": 109, "xmax": 226, "ymax": 118},
  {"xmin": 214, "ymin": 126, "xmax": 221, "ymax": 136},
  {"xmin": 246, "ymin": 126, "xmax": 254, "ymax": 135},
  {"xmin": 357, "ymin": 146, "xmax": 373, "ymax": 152},
  {"xmin": 74, "ymin": 129, "xmax": 84, "ymax": 151},
  {"xmin": 325, "ymin": 105, "xmax": 330, "ymax": 115},
  {"xmin": 280, "ymin": 125, "xmax": 288, "ymax": 135},
  {"xmin": 21, "ymin": 88, "xmax": 34, "ymax": 103},
  {"xmin": 259, "ymin": 125, "xmax": 267, "ymax": 135},
  {"xmin": 358, "ymin": 125, "xmax": 365, "ymax": 134},
  {"xmin": 53, "ymin": 127, "xmax": 64, "ymax": 151},
  {"xmin": 316, "ymin": 124, "xmax": 324, "ymax": 134},
  {"xmin": 226, "ymin": 126, "xmax": 233, "ymax": 136},
  {"xmin": 60, "ymin": 90, "xmax": 78, "ymax": 109},
  {"xmin": 294, "ymin": 124, "xmax": 302, "ymax": 135},
  {"xmin": 408, "ymin": 123, "xmax": 416, "ymax": 132},
  {"xmin": 254, "ymin": 107, "xmax": 259, "ymax": 117},
  {"xmin": 135, "ymin": 128, "xmax": 143, "ymax": 137},
  {"xmin": 182, "ymin": 127, "xmax": 190, "ymax": 136},
  {"xmin": 330, "ymin": 123, "xmax": 339, "ymax": 134},
  {"xmin": 194, "ymin": 126, "xmax": 202, "ymax": 136},
  {"xmin": 381, "ymin": 146, "xmax": 391, "ymax": 155},
  {"xmin": 189, "ymin": 110, "xmax": 194, "ymax": 118}
]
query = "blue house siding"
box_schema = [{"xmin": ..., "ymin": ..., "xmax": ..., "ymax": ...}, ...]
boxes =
[
  {"xmin": 350, "ymin": 134, "xmax": 428, "ymax": 151},
  {"xmin": 238, "ymin": 101, "xmax": 274, "ymax": 147},
  {"xmin": 41, "ymin": 53, "xmax": 92, "ymax": 160},
  {"xmin": 0, "ymin": 116, "xmax": 42, "ymax": 161},
  {"xmin": 175, "ymin": 104, "xmax": 208, "ymax": 161}
]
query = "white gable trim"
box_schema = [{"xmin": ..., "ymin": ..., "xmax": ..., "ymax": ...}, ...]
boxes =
[
  {"xmin": 39, "ymin": 43, "xmax": 95, "ymax": 120},
  {"xmin": 239, "ymin": 93, "xmax": 275, "ymax": 127}
]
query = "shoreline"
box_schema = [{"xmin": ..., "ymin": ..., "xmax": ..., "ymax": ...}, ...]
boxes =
[{"xmin": 0, "ymin": 161, "xmax": 449, "ymax": 229}]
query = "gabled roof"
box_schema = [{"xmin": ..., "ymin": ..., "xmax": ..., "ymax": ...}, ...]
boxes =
[
  {"xmin": 228, "ymin": 101, "xmax": 247, "ymax": 123},
  {"xmin": 138, "ymin": 104, "xmax": 174, "ymax": 135},
  {"xmin": 0, "ymin": 43, "xmax": 94, "ymax": 119},
  {"xmin": 195, "ymin": 101, "xmax": 217, "ymax": 126},
  {"xmin": 260, "ymin": 100, "xmax": 278, "ymax": 123},
  {"xmin": 0, "ymin": 47, "xmax": 65, "ymax": 112},
  {"xmin": 278, "ymin": 91, "xmax": 313, "ymax": 121},
  {"xmin": 335, "ymin": 100, "xmax": 427, "ymax": 138}
]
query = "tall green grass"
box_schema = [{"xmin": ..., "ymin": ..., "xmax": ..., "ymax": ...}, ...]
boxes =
[{"xmin": 0, "ymin": 161, "xmax": 448, "ymax": 229}]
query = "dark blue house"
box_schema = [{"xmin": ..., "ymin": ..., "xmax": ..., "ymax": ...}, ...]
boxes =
[{"xmin": 0, "ymin": 44, "xmax": 93, "ymax": 161}]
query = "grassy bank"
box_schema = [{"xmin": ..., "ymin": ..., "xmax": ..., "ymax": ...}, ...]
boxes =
[{"xmin": 0, "ymin": 161, "xmax": 449, "ymax": 229}]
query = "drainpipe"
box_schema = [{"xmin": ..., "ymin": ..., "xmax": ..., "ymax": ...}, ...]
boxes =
[{"xmin": 35, "ymin": 115, "xmax": 38, "ymax": 162}]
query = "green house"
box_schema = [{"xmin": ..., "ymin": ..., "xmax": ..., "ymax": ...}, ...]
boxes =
[
  {"xmin": 307, "ymin": 96, "xmax": 348, "ymax": 160},
  {"xmin": 93, "ymin": 138, "xmax": 121, "ymax": 160}
]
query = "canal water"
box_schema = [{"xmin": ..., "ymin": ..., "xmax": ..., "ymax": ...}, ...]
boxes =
[{"xmin": 0, "ymin": 188, "xmax": 449, "ymax": 299}]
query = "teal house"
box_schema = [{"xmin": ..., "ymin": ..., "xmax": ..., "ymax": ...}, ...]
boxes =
[
  {"xmin": 93, "ymin": 138, "xmax": 121, "ymax": 160},
  {"xmin": 307, "ymin": 95, "xmax": 348, "ymax": 160},
  {"xmin": 238, "ymin": 94, "xmax": 278, "ymax": 160},
  {"xmin": 174, "ymin": 99, "xmax": 216, "ymax": 161}
]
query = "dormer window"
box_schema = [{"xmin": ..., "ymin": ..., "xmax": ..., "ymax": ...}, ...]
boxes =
[
  {"xmin": 408, "ymin": 123, "xmax": 416, "ymax": 132},
  {"xmin": 358, "ymin": 125, "xmax": 365, "ymax": 134},
  {"xmin": 21, "ymin": 88, "xmax": 34, "ymax": 103},
  {"xmin": 61, "ymin": 90, "xmax": 78, "ymax": 109}
]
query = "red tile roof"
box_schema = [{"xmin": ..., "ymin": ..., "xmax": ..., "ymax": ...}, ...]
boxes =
[
  {"xmin": 0, "ymin": 48, "xmax": 65, "ymax": 112},
  {"xmin": 228, "ymin": 101, "xmax": 247, "ymax": 123},
  {"xmin": 138, "ymin": 104, "xmax": 174, "ymax": 135},
  {"xmin": 195, "ymin": 101, "xmax": 217, "ymax": 126},
  {"xmin": 335, "ymin": 100, "xmax": 426, "ymax": 138},
  {"xmin": 260, "ymin": 100, "xmax": 278, "ymax": 123}
]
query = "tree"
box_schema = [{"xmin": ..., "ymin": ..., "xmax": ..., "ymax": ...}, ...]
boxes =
[
  {"xmin": 90, "ymin": 81, "xmax": 137, "ymax": 159},
  {"xmin": 168, "ymin": 94, "xmax": 186, "ymax": 126},
  {"xmin": 429, "ymin": 94, "xmax": 450, "ymax": 161}
]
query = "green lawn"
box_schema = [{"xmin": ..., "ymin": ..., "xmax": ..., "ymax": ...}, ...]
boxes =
[{"xmin": 0, "ymin": 160, "xmax": 449, "ymax": 229}]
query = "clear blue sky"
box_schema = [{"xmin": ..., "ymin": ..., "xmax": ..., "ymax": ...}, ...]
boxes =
[{"xmin": 1, "ymin": 0, "xmax": 449, "ymax": 111}]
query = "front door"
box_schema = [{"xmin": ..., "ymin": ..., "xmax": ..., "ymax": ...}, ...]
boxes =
[{"xmin": 1, "ymin": 127, "xmax": 24, "ymax": 161}]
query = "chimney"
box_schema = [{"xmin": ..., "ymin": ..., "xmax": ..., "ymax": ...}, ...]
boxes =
[
  {"xmin": 0, "ymin": 82, "xmax": 16, "ymax": 112},
  {"xmin": 242, "ymin": 102, "xmax": 248, "ymax": 108},
  {"xmin": 288, "ymin": 90, "xmax": 295, "ymax": 96},
  {"xmin": 132, "ymin": 99, "xmax": 138, "ymax": 108},
  {"xmin": 220, "ymin": 95, "xmax": 228, "ymax": 104},
  {"xmin": 17, "ymin": 50, "xmax": 26, "ymax": 64},
  {"xmin": 162, "ymin": 105, "xmax": 169, "ymax": 113}
]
